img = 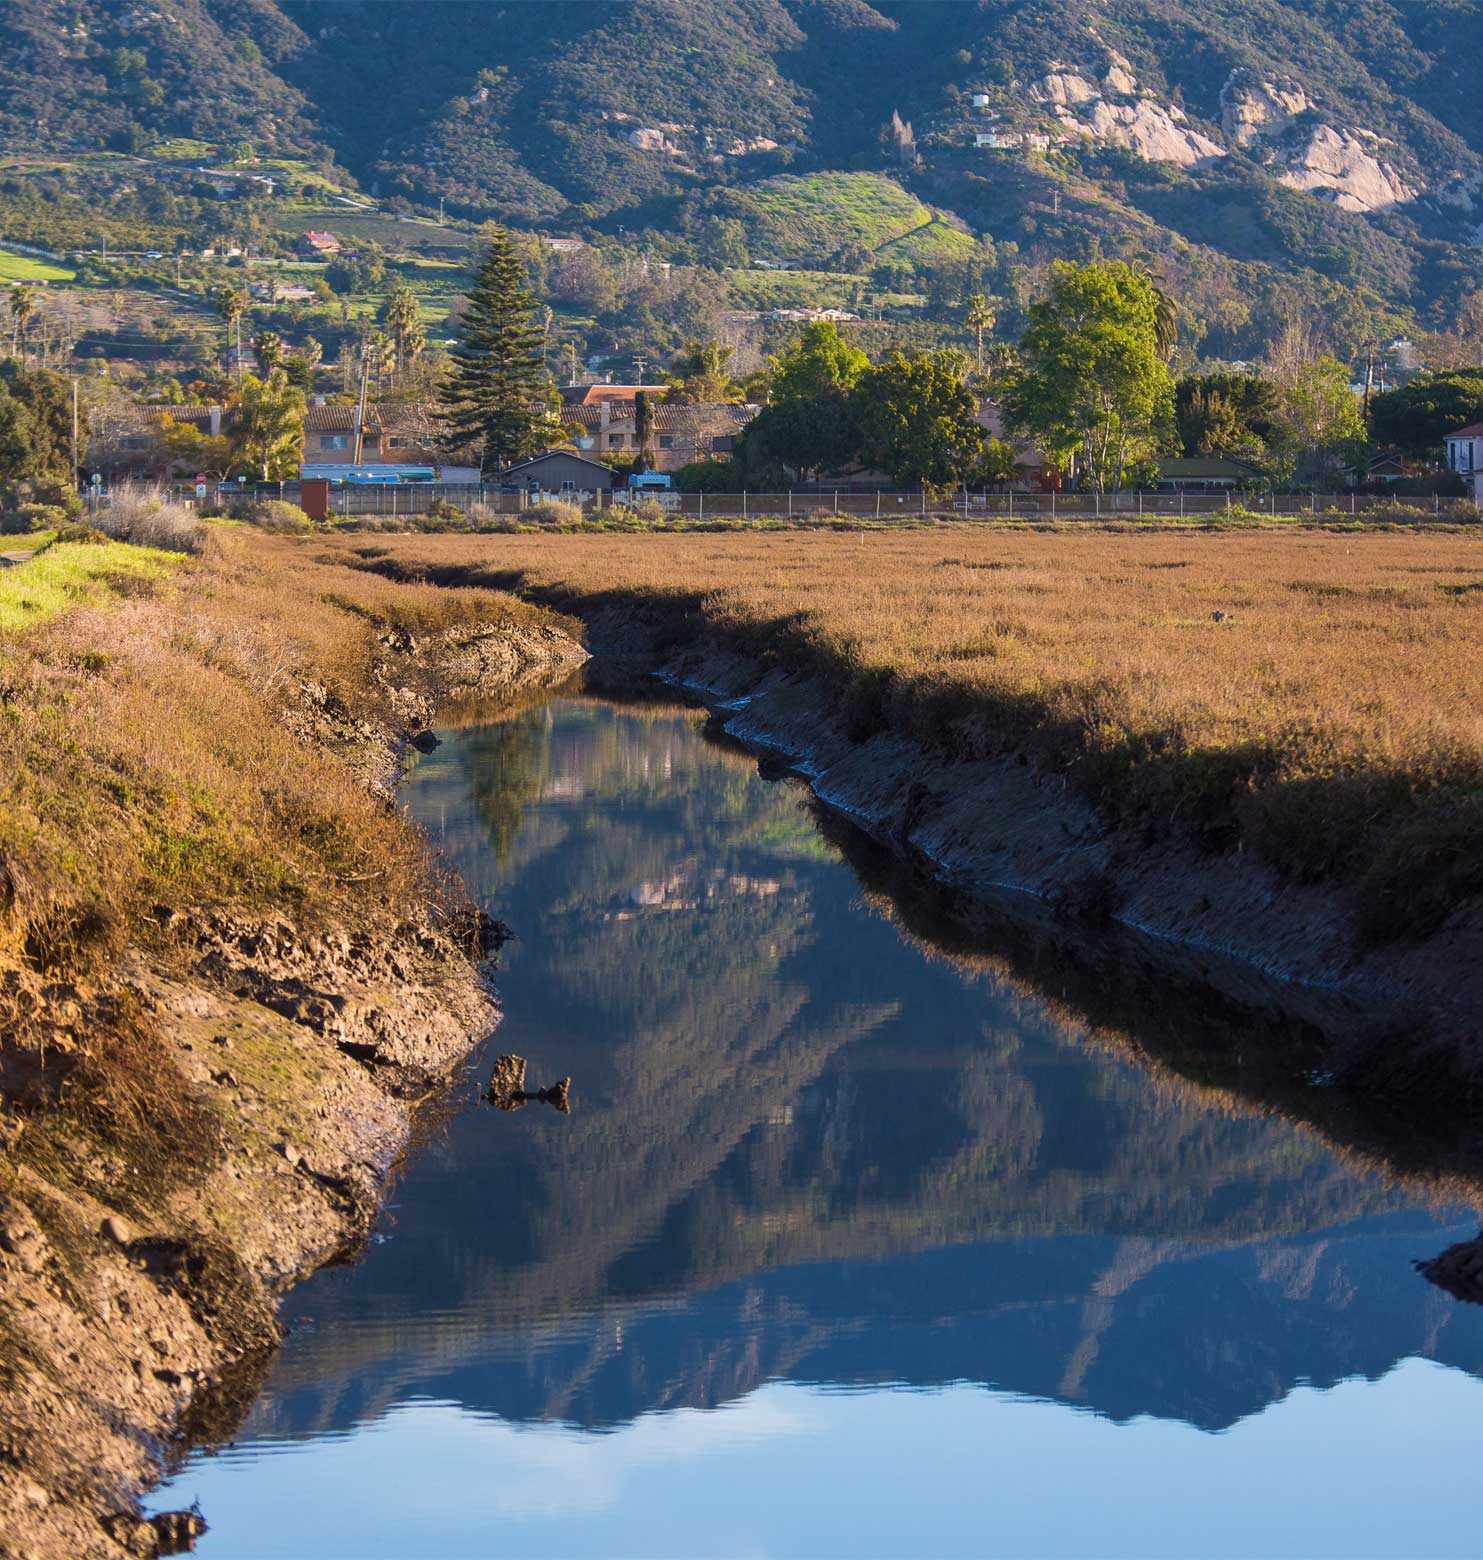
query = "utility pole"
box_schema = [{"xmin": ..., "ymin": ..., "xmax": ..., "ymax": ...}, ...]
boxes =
[
  {"xmin": 634, "ymin": 353, "xmax": 648, "ymax": 380},
  {"xmin": 71, "ymin": 377, "xmax": 79, "ymax": 494},
  {"xmin": 352, "ymin": 351, "xmax": 371, "ymax": 464}
]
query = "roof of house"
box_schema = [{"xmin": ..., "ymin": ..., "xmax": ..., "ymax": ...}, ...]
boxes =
[
  {"xmin": 501, "ymin": 451, "xmax": 616, "ymax": 477},
  {"xmin": 1155, "ymin": 456, "xmax": 1264, "ymax": 479},
  {"xmin": 564, "ymin": 402, "xmax": 755, "ymax": 431},
  {"xmin": 561, "ymin": 384, "xmax": 671, "ymax": 405},
  {"xmin": 1446, "ymin": 422, "xmax": 1483, "ymax": 439},
  {"xmin": 304, "ymin": 404, "xmax": 384, "ymax": 432},
  {"xmin": 143, "ymin": 404, "xmax": 216, "ymax": 423}
]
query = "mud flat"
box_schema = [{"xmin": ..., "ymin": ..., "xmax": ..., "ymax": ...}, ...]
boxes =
[{"xmin": 0, "ymin": 540, "xmax": 585, "ymax": 1559}]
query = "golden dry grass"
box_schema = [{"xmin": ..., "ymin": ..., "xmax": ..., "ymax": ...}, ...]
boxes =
[
  {"xmin": 0, "ymin": 527, "xmax": 555, "ymax": 996},
  {"xmin": 342, "ymin": 525, "xmax": 1483, "ymax": 937}
]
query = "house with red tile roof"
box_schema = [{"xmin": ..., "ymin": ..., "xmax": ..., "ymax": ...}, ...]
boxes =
[{"xmin": 1444, "ymin": 422, "xmax": 1483, "ymax": 502}]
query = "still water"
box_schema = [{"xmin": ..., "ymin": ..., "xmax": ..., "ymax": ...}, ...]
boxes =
[{"xmin": 155, "ymin": 691, "xmax": 1483, "ymax": 1558}]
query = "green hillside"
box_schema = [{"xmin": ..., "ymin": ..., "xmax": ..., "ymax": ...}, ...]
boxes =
[{"xmin": 3, "ymin": 0, "xmax": 1483, "ymax": 358}]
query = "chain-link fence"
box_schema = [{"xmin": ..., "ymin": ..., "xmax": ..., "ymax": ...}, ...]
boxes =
[{"xmin": 156, "ymin": 482, "xmax": 1480, "ymax": 523}]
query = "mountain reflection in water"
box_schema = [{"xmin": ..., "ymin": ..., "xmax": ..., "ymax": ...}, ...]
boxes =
[{"xmin": 156, "ymin": 693, "xmax": 1483, "ymax": 1558}]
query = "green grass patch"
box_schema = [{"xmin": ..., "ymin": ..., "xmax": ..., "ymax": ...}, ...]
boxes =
[
  {"xmin": 0, "ymin": 246, "xmax": 75, "ymax": 284},
  {"xmin": 876, "ymin": 218, "xmax": 978, "ymax": 265},
  {"xmin": 145, "ymin": 137, "xmax": 218, "ymax": 162},
  {"xmin": 737, "ymin": 172, "xmax": 974, "ymax": 264},
  {"xmin": 0, "ymin": 541, "xmax": 181, "ymax": 634}
]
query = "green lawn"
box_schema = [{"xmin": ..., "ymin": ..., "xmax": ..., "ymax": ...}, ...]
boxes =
[
  {"xmin": 146, "ymin": 138, "xmax": 219, "ymax": 162},
  {"xmin": 738, "ymin": 172, "xmax": 977, "ymax": 264},
  {"xmin": 0, "ymin": 246, "xmax": 76, "ymax": 284},
  {"xmin": 0, "ymin": 540, "xmax": 181, "ymax": 634}
]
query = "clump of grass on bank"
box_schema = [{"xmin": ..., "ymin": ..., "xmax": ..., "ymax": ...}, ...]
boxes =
[{"xmin": 340, "ymin": 526, "xmax": 1483, "ymax": 942}]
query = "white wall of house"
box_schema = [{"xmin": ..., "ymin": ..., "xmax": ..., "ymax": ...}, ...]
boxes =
[
  {"xmin": 1444, "ymin": 432, "xmax": 1483, "ymax": 501},
  {"xmin": 1445, "ymin": 433, "xmax": 1482, "ymax": 472}
]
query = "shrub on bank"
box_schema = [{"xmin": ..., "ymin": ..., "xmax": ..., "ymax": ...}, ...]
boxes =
[
  {"xmin": 523, "ymin": 499, "xmax": 585, "ymax": 526},
  {"xmin": 230, "ymin": 498, "xmax": 315, "ymax": 534},
  {"xmin": 95, "ymin": 486, "xmax": 204, "ymax": 554}
]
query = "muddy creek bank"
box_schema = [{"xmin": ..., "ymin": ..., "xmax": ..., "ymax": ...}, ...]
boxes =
[{"xmin": 0, "ymin": 610, "xmax": 586, "ymax": 1560}]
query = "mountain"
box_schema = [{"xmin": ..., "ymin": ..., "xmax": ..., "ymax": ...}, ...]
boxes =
[{"xmin": 4, "ymin": 0, "xmax": 1483, "ymax": 353}]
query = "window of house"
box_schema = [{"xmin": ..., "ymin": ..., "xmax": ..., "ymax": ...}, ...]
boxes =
[
  {"xmin": 320, "ymin": 435, "xmax": 349, "ymax": 450},
  {"xmin": 577, "ymin": 435, "xmax": 595, "ymax": 450},
  {"xmin": 658, "ymin": 435, "xmax": 674, "ymax": 449}
]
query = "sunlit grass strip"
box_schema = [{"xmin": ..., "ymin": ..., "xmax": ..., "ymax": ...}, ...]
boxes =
[{"xmin": 0, "ymin": 541, "xmax": 183, "ymax": 634}]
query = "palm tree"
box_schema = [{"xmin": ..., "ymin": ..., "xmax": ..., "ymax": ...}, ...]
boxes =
[
  {"xmin": 381, "ymin": 283, "xmax": 426, "ymax": 385},
  {"xmin": 364, "ymin": 331, "xmax": 396, "ymax": 392},
  {"xmin": 212, "ymin": 285, "xmax": 249, "ymax": 382},
  {"xmin": 964, "ymin": 294, "xmax": 996, "ymax": 373},
  {"xmin": 235, "ymin": 367, "xmax": 306, "ymax": 480},
  {"xmin": 8, "ymin": 286, "xmax": 35, "ymax": 362},
  {"xmin": 633, "ymin": 390, "xmax": 655, "ymax": 471},
  {"xmin": 669, "ymin": 338, "xmax": 741, "ymax": 402},
  {"xmin": 1130, "ymin": 262, "xmax": 1178, "ymax": 360},
  {"xmin": 252, "ymin": 329, "xmax": 282, "ymax": 376}
]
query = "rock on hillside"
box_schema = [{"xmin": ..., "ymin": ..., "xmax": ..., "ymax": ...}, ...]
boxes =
[{"xmin": 1273, "ymin": 123, "xmax": 1418, "ymax": 213}]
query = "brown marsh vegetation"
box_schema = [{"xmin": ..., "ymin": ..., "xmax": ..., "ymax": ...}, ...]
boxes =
[{"xmin": 344, "ymin": 524, "xmax": 1483, "ymax": 942}]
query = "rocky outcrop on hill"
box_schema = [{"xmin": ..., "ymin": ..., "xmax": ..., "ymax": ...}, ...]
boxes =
[
  {"xmin": 1272, "ymin": 123, "xmax": 1417, "ymax": 212},
  {"xmin": 1220, "ymin": 70, "xmax": 1310, "ymax": 147},
  {"xmin": 1032, "ymin": 59, "xmax": 1225, "ymax": 169}
]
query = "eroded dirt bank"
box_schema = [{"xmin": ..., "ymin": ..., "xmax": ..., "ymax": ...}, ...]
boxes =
[
  {"xmin": 350, "ymin": 534, "xmax": 1481, "ymax": 1026},
  {"xmin": 0, "ymin": 545, "xmax": 586, "ymax": 1559}
]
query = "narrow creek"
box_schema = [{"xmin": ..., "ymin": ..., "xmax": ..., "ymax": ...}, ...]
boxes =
[{"xmin": 153, "ymin": 679, "xmax": 1483, "ymax": 1559}]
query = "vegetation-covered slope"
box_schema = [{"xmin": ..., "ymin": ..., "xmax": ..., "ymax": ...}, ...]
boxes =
[{"xmin": 5, "ymin": 1, "xmax": 1483, "ymax": 336}]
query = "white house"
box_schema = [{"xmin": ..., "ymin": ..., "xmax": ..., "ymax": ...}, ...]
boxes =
[
  {"xmin": 971, "ymin": 92, "xmax": 992, "ymax": 108},
  {"xmin": 1444, "ymin": 422, "xmax": 1483, "ymax": 501}
]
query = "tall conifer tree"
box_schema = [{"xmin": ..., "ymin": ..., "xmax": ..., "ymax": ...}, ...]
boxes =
[{"xmin": 441, "ymin": 226, "xmax": 556, "ymax": 475}]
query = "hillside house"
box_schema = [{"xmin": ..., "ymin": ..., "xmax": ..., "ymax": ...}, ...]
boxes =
[
  {"xmin": 1444, "ymin": 424, "xmax": 1483, "ymax": 502},
  {"xmin": 299, "ymin": 231, "xmax": 342, "ymax": 257}
]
